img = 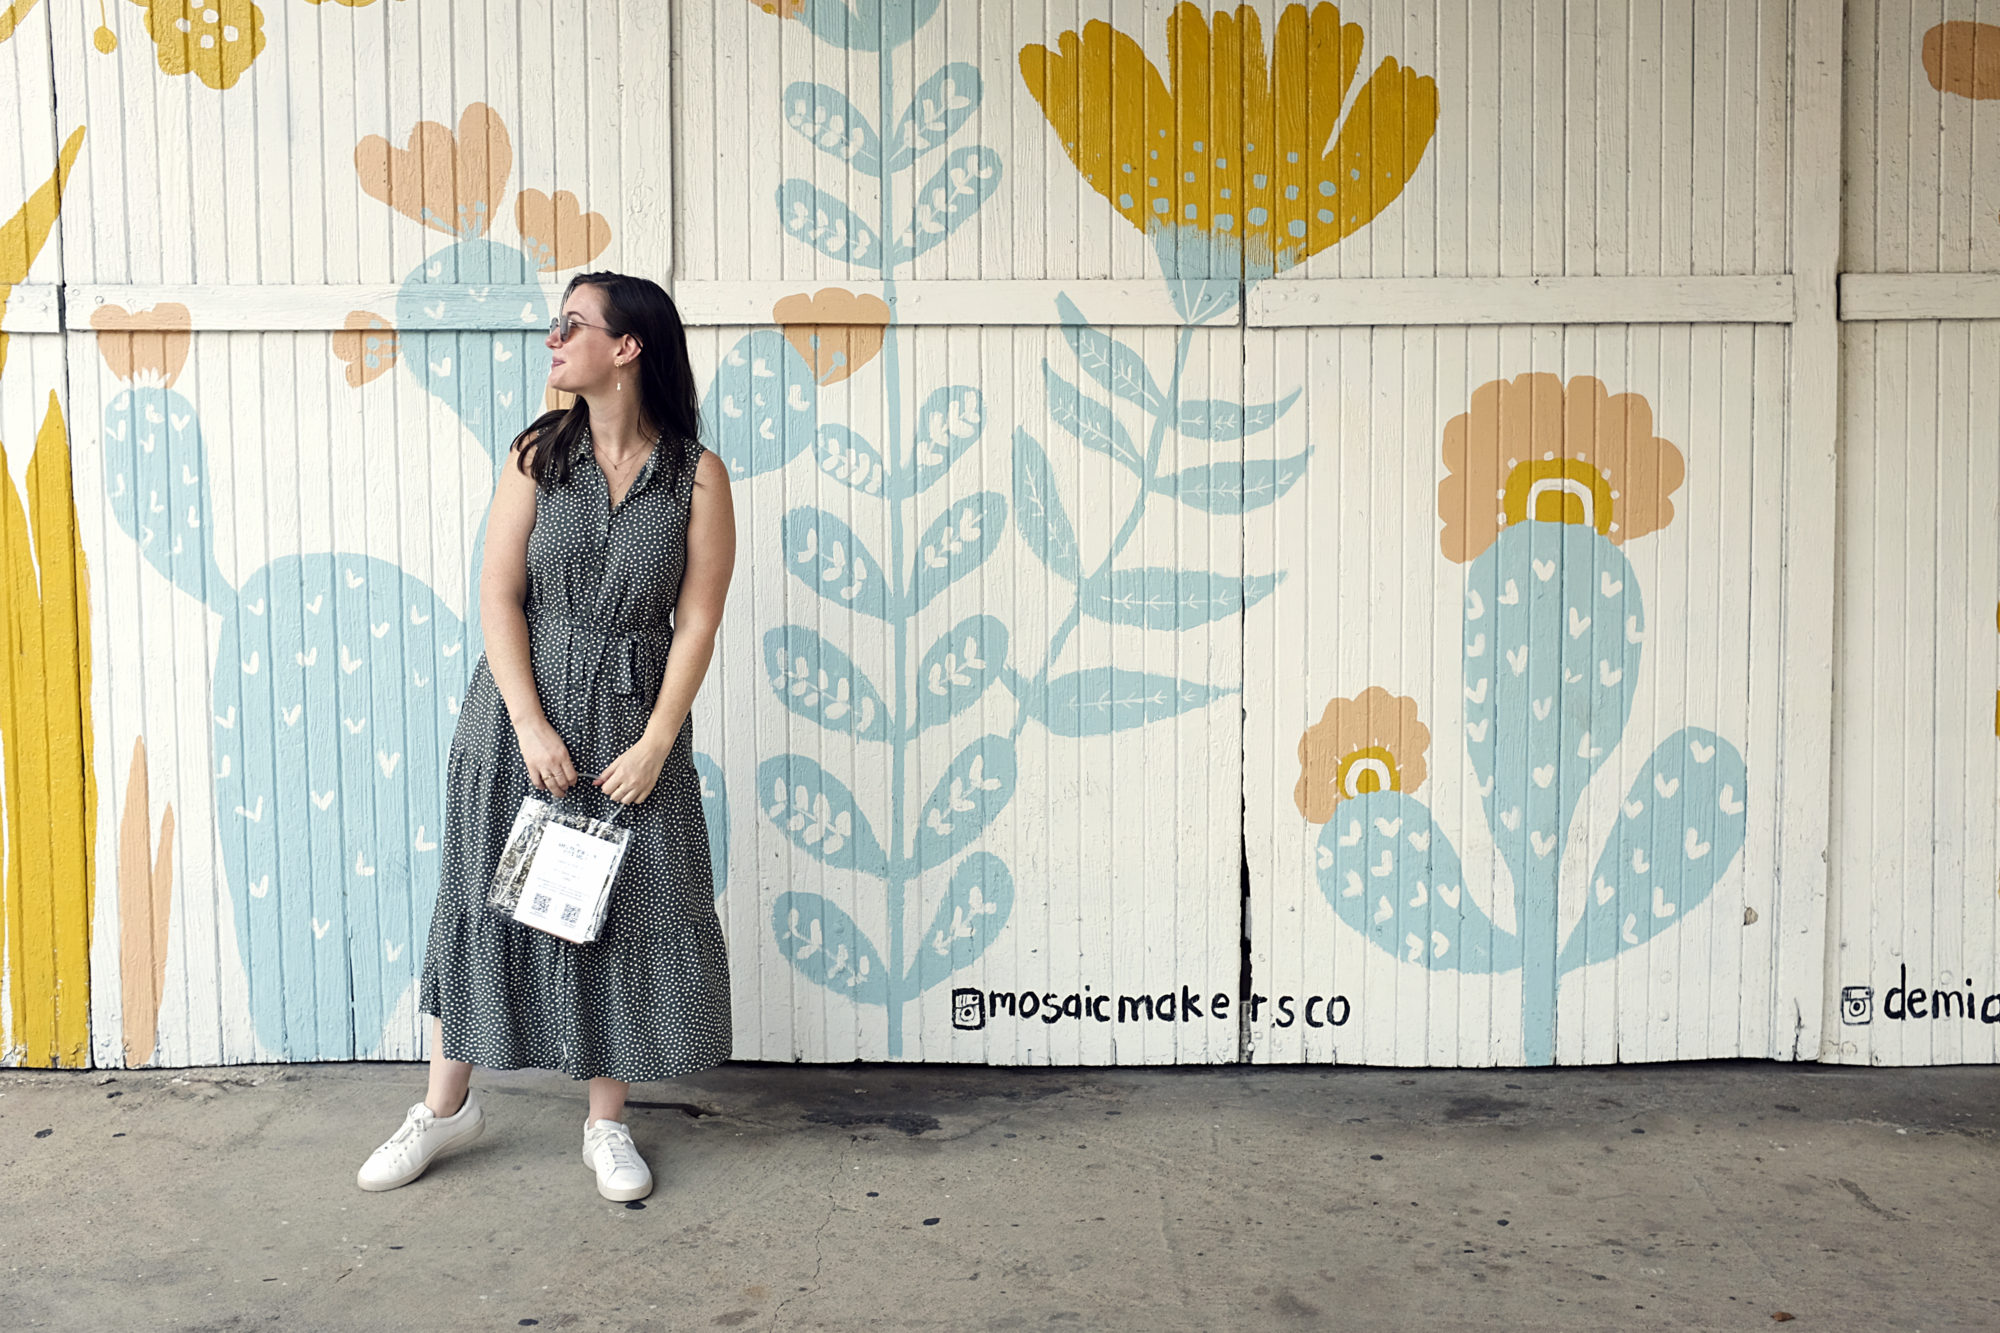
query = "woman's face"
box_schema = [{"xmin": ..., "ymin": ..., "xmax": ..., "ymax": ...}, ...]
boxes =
[{"xmin": 545, "ymin": 285, "xmax": 636, "ymax": 395}]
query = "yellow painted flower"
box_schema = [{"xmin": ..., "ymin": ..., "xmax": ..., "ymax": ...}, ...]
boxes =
[
  {"xmin": 1438, "ymin": 373, "xmax": 1685, "ymax": 565},
  {"xmin": 329, "ymin": 310, "xmax": 397, "ymax": 388},
  {"xmin": 1295, "ymin": 686, "xmax": 1428, "ymax": 823},
  {"xmin": 127, "ymin": 0, "xmax": 266, "ymax": 92},
  {"xmin": 1020, "ymin": 3, "xmax": 1437, "ymax": 281},
  {"xmin": 774, "ymin": 288, "xmax": 891, "ymax": 386},
  {"xmin": 89, "ymin": 303, "xmax": 192, "ymax": 387}
]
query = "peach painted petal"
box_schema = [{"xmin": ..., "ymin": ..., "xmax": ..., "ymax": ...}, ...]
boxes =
[
  {"xmin": 1923, "ymin": 22, "xmax": 2000, "ymax": 99},
  {"xmin": 355, "ymin": 102, "xmax": 512, "ymax": 238},
  {"xmin": 515, "ymin": 188, "xmax": 612, "ymax": 273},
  {"xmin": 329, "ymin": 310, "xmax": 398, "ymax": 388},
  {"xmin": 89, "ymin": 303, "xmax": 191, "ymax": 388},
  {"xmin": 1294, "ymin": 685, "xmax": 1429, "ymax": 822},
  {"xmin": 774, "ymin": 288, "xmax": 891, "ymax": 386},
  {"xmin": 1438, "ymin": 373, "xmax": 1684, "ymax": 563}
]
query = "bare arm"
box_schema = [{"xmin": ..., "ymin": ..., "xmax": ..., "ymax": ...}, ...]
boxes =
[
  {"xmin": 480, "ymin": 445, "xmax": 578, "ymax": 794},
  {"xmin": 596, "ymin": 450, "xmax": 736, "ymax": 804}
]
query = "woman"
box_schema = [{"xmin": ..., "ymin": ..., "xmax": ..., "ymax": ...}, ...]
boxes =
[{"xmin": 356, "ymin": 272, "xmax": 736, "ymax": 1201}]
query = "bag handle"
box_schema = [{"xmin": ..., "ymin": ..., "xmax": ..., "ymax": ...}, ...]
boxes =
[{"xmin": 526, "ymin": 771, "xmax": 630, "ymax": 824}]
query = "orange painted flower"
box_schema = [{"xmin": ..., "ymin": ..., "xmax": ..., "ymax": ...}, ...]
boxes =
[
  {"xmin": 1295, "ymin": 686, "xmax": 1428, "ymax": 822},
  {"xmin": 774, "ymin": 288, "xmax": 891, "ymax": 386},
  {"xmin": 748, "ymin": 0, "xmax": 805, "ymax": 15},
  {"xmin": 1923, "ymin": 21, "xmax": 2000, "ymax": 99},
  {"xmin": 1020, "ymin": 3, "xmax": 1437, "ymax": 278},
  {"xmin": 355, "ymin": 103, "xmax": 512, "ymax": 239},
  {"xmin": 329, "ymin": 310, "xmax": 397, "ymax": 388},
  {"xmin": 1437, "ymin": 373, "xmax": 1685, "ymax": 565},
  {"xmin": 89, "ymin": 303, "xmax": 192, "ymax": 387},
  {"xmin": 128, "ymin": 0, "xmax": 266, "ymax": 91},
  {"xmin": 515, "ymin": 188, "xmax": 612, "ymax": 272}
]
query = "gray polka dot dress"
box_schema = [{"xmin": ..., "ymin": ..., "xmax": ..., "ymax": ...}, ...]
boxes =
[{"xmin": 418, "ymin": 426, "xmax": 730, "ymax": 1082}]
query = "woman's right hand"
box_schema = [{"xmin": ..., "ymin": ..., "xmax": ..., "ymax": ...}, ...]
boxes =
[{"xmin": 516, "ymin": 719, "xmax": 578, "ymax": 798}]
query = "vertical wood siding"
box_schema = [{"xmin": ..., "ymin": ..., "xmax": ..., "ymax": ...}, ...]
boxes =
[{"xmin": 0, "ymin": 0, "xmax": 1988, "ymax": 1068}]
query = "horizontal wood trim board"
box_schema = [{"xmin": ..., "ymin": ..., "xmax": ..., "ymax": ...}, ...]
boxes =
[
  {"xmin": 1839, "ymin": 274, "xmax": 2000, "ymax": 322},
  {"xmin": 63, "ymin": 285, "xmax": 554, "ymax": 332},
  {"xmin": 1251, "ymin": 276, "xmax": 1798, "ymax": 326},
  {"xmin": 35, "ymin": 277, "xmax": 1811, "ymax": 331},
  {"xmin": 0, "ymin": 285, "xmax": 61, "ymax": 332}
]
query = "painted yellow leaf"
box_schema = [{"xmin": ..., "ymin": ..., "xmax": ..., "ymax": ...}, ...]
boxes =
[{"xmin": 0, "ymin": 395, "xmax": 97, "ymax": 1068}]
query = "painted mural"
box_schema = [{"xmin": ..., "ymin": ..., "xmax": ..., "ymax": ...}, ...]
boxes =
[
  {"xmin": 1301, "ymin": 375, "xmax": 1750, "ymax": 1066},
  {"xmin": 696, "ymin": 1, "xmax": 1434, "ymax": 1056},
  {"xmin": 0, "ymin": 126, "xmax": 94, "ymax": 1069},
  {"xmin": 0, "ymin": 0, "xmax": 1990, "ymax": 1068},
  {"xmin": 88, "ymin": 103, "xmax": 727, "ymax": 1062}
]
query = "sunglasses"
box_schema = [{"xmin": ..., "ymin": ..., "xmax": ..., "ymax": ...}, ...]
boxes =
[{"xmin": 548, "ymin": 312, "xmax": 641, "ymax": 347}]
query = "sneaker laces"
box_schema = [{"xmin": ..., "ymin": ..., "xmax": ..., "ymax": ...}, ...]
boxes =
[
  {"xmin": 383, "ymin": 1103, "xmax": 436, "ymax": 1151},
  {"xmin": 589, "ymin": 1124, "xmax": 641, "ymax": 1173}
]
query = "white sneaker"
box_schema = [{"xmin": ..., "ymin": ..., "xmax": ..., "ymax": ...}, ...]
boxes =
[
  {"xmin": 582, "ymin": 1119, "xmax": 653, "ymax": 1201},
  {"xmin": 356, "ymin": 1095, "xmax": 484, "ymax": 1192}
]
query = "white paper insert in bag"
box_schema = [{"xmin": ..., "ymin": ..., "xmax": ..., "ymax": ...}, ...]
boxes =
[{"xmin": 511, "ymin": 818, "xmax": 627, "ymax": 943}]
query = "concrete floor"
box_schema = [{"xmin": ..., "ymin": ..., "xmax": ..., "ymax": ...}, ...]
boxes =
[{"xmin": 2, "ymin": 1060, "xmax": 1995, "ymax": 1332}]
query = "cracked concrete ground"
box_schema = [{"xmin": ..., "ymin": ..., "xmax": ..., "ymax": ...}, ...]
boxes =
[{"xmin": 3, "ymin": 1061, "xmax": 1996, "ymax": 1331}]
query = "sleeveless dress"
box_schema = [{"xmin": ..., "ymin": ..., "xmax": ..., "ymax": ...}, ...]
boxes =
[{"xmin": 417, "ymin": 427, "xmax": 731, "ymax": 1082}]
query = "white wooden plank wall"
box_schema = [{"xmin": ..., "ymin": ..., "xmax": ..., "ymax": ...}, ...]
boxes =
[
  {"xmin": 0, "ymin": 0, "xmax": 1994, "ymax": 1067},
  {"xmin": 1825, "ymin": 0, "xmax": 2000, "ymax": 1065}
]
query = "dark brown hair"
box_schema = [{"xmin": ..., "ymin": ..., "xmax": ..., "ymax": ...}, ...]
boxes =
[{"xmin": 511, "ymin": 271, "xmax": 702, "ymax": 489}]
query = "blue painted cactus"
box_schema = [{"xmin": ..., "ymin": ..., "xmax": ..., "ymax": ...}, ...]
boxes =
[
  {"xmin": 1306, "ymin": 374, "xmax": 1748, "ymax": 1066},
  {"xmin": 101, "ymin": 146, "xmax": 730, "ymax": 1059}
]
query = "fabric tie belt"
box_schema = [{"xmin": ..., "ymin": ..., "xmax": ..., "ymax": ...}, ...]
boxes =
[{"xmin": 531, "ymin": 615, "xmax": 671, "ymax": 697}]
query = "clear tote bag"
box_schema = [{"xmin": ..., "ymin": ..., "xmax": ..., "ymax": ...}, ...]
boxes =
[{"xmin": 485, "ymin": 774, "xmax": 631, "ymax": 944}]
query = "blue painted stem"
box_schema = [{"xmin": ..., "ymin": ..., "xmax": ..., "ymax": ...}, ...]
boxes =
[
  {"xmin": 876, "ymin": 50, "xmax": 912, "ymax": 1058},
  {"xmin": 1011, "ymin": 324, "xmax": 1196, "ymax": 741}
]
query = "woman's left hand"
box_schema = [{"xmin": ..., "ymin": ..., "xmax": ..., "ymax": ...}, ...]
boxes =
[{"xmin": 595, "ymin": 735, "xmax": 671, "ymax": 806}]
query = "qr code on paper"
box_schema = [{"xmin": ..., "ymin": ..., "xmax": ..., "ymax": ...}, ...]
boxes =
[
  {"xmin": 530, "ymin": 893, "xmax": 551, "ymax": 914},
  {"xmin": 560, "ymin": 904, "xmax": 580, "ymax": 925}
]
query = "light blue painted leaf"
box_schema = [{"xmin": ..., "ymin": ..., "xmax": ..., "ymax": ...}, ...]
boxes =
[
  {"xmin": 1036, "ymin": 669, "xmax": 1233, "ymax": 737},
  {"xmin": 800, "ymin": 0, "xmax": 946, "ymax": 54},
  {"xmin": 1464, "ymin": 524, "xmax": 1642, "ymax": 903},
  {"xmin": 1044, "ymin": 360, "xmax": 1144, "ymax": 475},
  {"xmin": 1317, "ymin": 793, "xmax": 1518, "ymax": 975},
  {"xmin": 693, "ymin": 752, "xmax": 730, "ymax": 899},
  {"xmin": 1078, "ymin": 568, "xmax": 1283, "ymax": 630},
  {"xmin": 758, "ymin": 754, "xmax": 888, "ymax": 877},
  {"xmin": 907, "ymin": 852, "xmax": 1015, "ymax": 993},
  {"xmin": 1559, "ymin": 728, "xmax": 1750, "ymax": 975},
  {"xmin": 892, "ymin": 146, "xmax": 1001, "ymax": 264},
  {"xmin": 912, "ymin": 735, "xmax": 1016, "ymax": 872},
  {"xmin": 762, "ymin": 624, "xmax": 892, "ymax": 741},
  {"xmin": 772, "ymin": 891, "xmax": 891, "ymax": 1005},
  {"xmin": 781, "ymin": 507, "xmax": 893, "ymax": 622},
  {"xmin": 812, "ymin": 424, "xmax": 889, "ymax": 497},
  {"xmin": 1012, "ymin": 429, "xmax": 1081, "ymax": 582},
  {"xmin": 1178, "ymin": 390, "xmax": 1301, "ymax": 441},
  {"xmin": 887, "ymin": 61, "xmax": 983, "ymax": 168},
  {"xmin": 1057, "ymin": 294, "xmax": 1166, "ymax": 414},
  {"xmin": 910, "ymin": 491, "xmax": 1007, "ymax": 613},
  {"xmin": 702, "ymin": 330, "xmax": 818, "ymax": 480},
  {"xmin": 783, "ymin": 81, "xmax": 881, "ymax": 174},
  {"xmin": 776, "ymin": 179, "xmax": 885, "ymax": 269},
  {"xmin": 915, "ymin": 615, "xmax": 1008, "ymax": 735},
  {"xmin": 1153, "ymin": 451, "xmax": 1311, "ymax": 514},
  {"xmin": 907, "ymin": 385, "xmax": 985, "ymax": 495},
  {"xmin": 104, "ymin": 387, "xmax": 231, "ymax": 610}
]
